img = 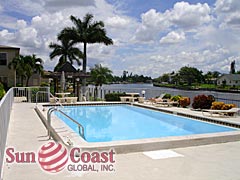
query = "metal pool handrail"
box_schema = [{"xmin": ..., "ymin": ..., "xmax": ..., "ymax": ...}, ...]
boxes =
[
  {"xmin": 47, "ymin": 107, "xmax": 85, "ymax": 139},
  {"xmin": 35, "ymin": 91, "xmax": 64, "ymax": 108}
]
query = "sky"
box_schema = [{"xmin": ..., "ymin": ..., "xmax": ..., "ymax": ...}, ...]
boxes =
[{"xmin": 0, "ymin": 0, "xmax": 240, "ymax": 78}]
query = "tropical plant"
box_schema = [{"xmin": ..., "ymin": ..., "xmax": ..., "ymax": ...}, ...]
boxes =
[
  {"xmin": 179, "ymin": 97, "xmax": 190, "ymax": 107},
  {"xmin": 90, "ymin": 64, "xmax": 112, "ymax": 100},
  {"xmin": 0, "ymin": 82, "xmax": 6, "ymax": 100},
  {"xmin": 58, "ymin": 13, "xmax": 113, "ymax": 96},
  {"xmin": 162, "ymin": 93, "xmax": 171, "ymax": 99},
  {"xmin": 211, "ymin": 102, "xmax": 225, "ymax": 110},
  {"xmin": 171, "ymin": 95, "xmax": 182, "ymax": 102},
  {"xmin": 8, "ymin": 55, "xmax": 26, "ymax": 85},
  {"xmin": 211, "ymin": 102, "xmax": 236, "ymax": 110},
  {"xmin": 8, "ymin": 54, "xmax": 44, "ymax": 86},
  {"xmin": 49, "ymin": 38, "xmax": 83, "ymax": 71},
  {"xmin": 24, "ymin": 54, "xmax": 44, "ymax": 86},
  {"xmin": 192, "ymin": 94, "xmax": 215, "ymax": 109},
  {"xmin": 221, "ymin": 104, "xmax": 236, "ymax": 110}
]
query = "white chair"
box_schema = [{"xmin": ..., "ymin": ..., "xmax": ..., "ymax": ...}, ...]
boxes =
[{"xmin": 202, "ymin": 108, "xmax": 240, "ymax": 117}]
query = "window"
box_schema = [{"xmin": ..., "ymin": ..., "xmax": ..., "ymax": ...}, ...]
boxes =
[{"xmin": 0, "ymin": 53, "xmax": 7, "ymax": 65}]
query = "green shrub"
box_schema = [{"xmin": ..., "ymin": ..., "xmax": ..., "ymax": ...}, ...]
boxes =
[
  {"xmin": 89, "ymin": 96, "xmax": 103, "ymax": 101},
  {"xmin": 40, "ymin": 82, "xmax": 49, "ymax": 87},
  {"xmin": 0, "ymin": 83, "xmax": 6, "ymax": 100},
  {"xmin": 163, "ymin": 93, "xmax": 171, "ymax": 99},
  {"xmin": 105, "ymin": 92, "xmax": 127, "ymax": 101},
  {"xmin": 171, "ymin": 95, "xmax": 182, "ymax": 101},
  {"xmin": 192, "ymin": 94, "xmax": 215, "ymax": 109},
  {"xmin": 16, "ymin": 83, "xmax": 23, "ymax": 87}
]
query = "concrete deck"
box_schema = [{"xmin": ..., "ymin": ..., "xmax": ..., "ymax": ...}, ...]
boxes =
[{"xmin": 2, "ymin": 103, "xmax": 240, "ymax": 180}]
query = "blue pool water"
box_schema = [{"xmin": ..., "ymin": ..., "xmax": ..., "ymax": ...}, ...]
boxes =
[{"xmin": 55, "ymin": 105, "xmax": 237, "ymax": 142}]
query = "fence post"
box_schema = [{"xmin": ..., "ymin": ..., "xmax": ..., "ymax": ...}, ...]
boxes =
[
  {"xmin": 28, "ymin": 88, "xmax": 31, "ymax": 103},
  {"xmin": 47, "ymin": 87, "xmax": 50, "ymax": 102}
]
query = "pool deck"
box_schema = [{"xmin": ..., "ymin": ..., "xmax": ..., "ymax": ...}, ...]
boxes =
[{"xmin": 2, "ymin": 102, "xmax": 240, "ymax": 180}]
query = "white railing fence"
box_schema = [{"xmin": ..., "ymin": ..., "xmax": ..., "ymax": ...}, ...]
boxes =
[
  {"xmin": 13, "ymin": 87, "xmax": 50, "ymax": 103},
  {"xmin": 0, "ymin": 88, "xmax": 13, "ymax": 179},
  {"xmin": 0, "ymin": 86, "xmax": 50, "ymax": 179}
]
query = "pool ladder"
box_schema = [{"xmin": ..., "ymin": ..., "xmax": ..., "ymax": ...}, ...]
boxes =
[
  {"xmin": 35, "ymin": 91, "xmax": 64, "ymax": 108},
  {"xmin": 47, "ymin": 107, "xmax": 85, "ymax": 140}
]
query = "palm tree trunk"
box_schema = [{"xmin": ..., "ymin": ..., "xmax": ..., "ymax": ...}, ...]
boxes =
[
  {"xmin": 82, "ymin": 42, "xmax": 87, "ymax": 99},
  {"xmin": 26, "ymin": 77, "xmax": 30, "ymax": 87},
  {"xmin": 83, "ymin": 42, "xmax": 87, "ymax": 73},
  {"xmin": 21, "ymin": 76, "xmax": 24, "ymax": 86}
]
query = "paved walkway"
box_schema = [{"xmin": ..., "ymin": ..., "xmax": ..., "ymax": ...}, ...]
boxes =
[{"xmin": 3, "ymin": 103, "xmax": 240, "ymax": 180}]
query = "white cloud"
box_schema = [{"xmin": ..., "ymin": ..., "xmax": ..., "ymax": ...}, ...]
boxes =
[
  {"xmin": 16, "ymin": 20, "xmax": 27, "ymax": 29},
  {"xmin": 168, "ymin": 2, "xmax": 211, "ymax": 28},
  {"xmin": 133, "ymin": 2, "xmax": 212, "ymax": 43},
  {"xmin": 44, "ymin": 0, "xmax": 95, "ymax": 7},
  {"xmin": 125, "ymin": 46, "xmax": 239, "ymax": 77},
  {"xmin": 0, "ymin": 0, "xmax": 240, "ymax": 77},
  {"xmin": 0, "ymin": 30, "xmax": 15, "ymax": 42},
  {"xmin": 132, "ymin": 9, "xmax": 169, "ymax": 42},
  {"xmin": 215, "ymin": 0, "xmax": 240, "ymax": 29},
  {"xmin": 0, "ymin": 0, "xmax": 129, "ymax": 71},
  {"xmin": 141, "ymin": 9, "xmax": 169, "ymax": 29},
  {"xmin": 16, "ymin": 27, "xmax": 42, "ymax": 48},
  {"xmin": 2, "ymin": 0, "xmax": 44, "ymax": 16},
  {"xmin": 221, "ymin": 12, "xmax": 240, "ymax": 29},
  {"xmin": 160, "ymin": 31, "xmax": 185, "ymax": 44},
  {"xmin": 31, "ymin": 12, "xmax": 70, "ymax": 36},
  {"xmin": 105, "ymin": 16, "xmax": 130, "ymax": 28},
  {"xmin": 0, "ymin": 4, "xmax": 3, "ymax": 12},
  {"xmin": 215, "ymin": 0, "xmax": 240, "ymax": 13},
  {"xmin": 43, "ymin": 0, "xmax": 95, "ymax": 11},
  {"xmin": 0, "ymin": 15, "xmax": 19, "ymax": 29}
]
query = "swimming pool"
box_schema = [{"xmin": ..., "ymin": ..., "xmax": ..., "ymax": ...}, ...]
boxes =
[{"xmin": 55, "ymin": 105, "xmax": 237, "ymax": 143}]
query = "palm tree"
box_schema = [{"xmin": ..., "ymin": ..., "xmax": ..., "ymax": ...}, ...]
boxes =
[
  {"xmin": 8, "ymin": 55, "xmax": 26, "ymax": 86},
  {"xmin": 24, "ymin": 54, "xmax": 44, "ymax": 86},
  {"xmin": 58, "ymin": 13, "xmax": 113, "ymax": 96},
  {"xmin": 8, "ymin": 54, "xmax": 44, "ymax": 86},
  {"xmin": 49, "ymin": 38, "xmax": 83, "ymax": 71},
  {"xmin": 90, "ymin": 64, "xmax": 112, "ymax": 100}
]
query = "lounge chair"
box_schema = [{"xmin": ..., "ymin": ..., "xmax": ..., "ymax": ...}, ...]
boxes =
[
  {"xmin": 154, "ymin": 101, "xmax": 178, "ymax": 107},
  {"xmin": 149, "ymin": 93, "xmax": 166, "ymax": 104},
  {"xmin": 202, "ymin": 108, "xmax": 240, "ymax": 117}
]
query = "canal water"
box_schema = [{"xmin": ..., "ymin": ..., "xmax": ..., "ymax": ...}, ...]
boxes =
[{"xmin": 88, "ymin": 84, "xmax": 240, "ymax": 107}]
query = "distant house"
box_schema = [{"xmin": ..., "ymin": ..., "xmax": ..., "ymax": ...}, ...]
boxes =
[
  {"xmin": 0, "ymin": 45, "xmax": 20, "ymax": 88},
  {"xmin": 217, "ymin": 74, "xmax": 240, "ymax": 86}
]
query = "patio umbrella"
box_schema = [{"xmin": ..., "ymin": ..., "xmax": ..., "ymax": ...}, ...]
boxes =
[{"xmin": 60, "ymin": 71, "xmax": 66, "ymax": 92}]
